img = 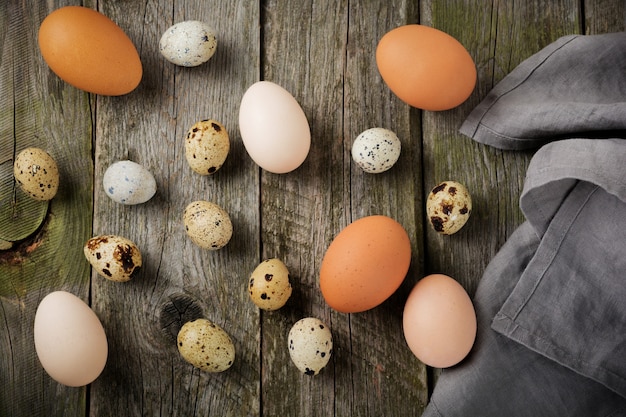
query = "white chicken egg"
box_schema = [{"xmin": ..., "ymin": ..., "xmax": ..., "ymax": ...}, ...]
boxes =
[{"xmin": 34, "ymin": 291, "xmax": 108, "ymax": 387}]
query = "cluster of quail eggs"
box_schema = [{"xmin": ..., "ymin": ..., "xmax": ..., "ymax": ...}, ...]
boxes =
[
  {"xmin": 79, "ymin": 19, "xmax": 332, "ymax": 375},
  {"xmin": 18, "ymin": 12, "xmax": 475, "ymax": 386}
]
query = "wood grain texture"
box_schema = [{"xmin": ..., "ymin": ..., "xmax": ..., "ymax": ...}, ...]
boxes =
[
  {"xmin": 421, "ymin": 0, "xmax": 581, "ymax": 295},
  {"xmin": 0, "ymin": 0, "xmax": 624, "ymax": 416},
  {"xmin": 90, "ymin": 1, "xmax": 260, "ymax": 416},
  {"xmin": 0, "ymin": 1, "xmax": 93, "ymax": 416}
]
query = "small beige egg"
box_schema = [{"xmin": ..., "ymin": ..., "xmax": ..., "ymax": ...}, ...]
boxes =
[
  {"xmin": 84, "ymin": 235, "xmax": 142, "ymax": 282},
  {"xmin": 248, "ymin": 258, "xmax": 292, "ymax": 311},
  {"xmin": 13, "ymin": 147, "xmax": 59, "ymax": 201},
  {"xmin": 288, "ymin": 317, "xmax": 333, "ymax": 376},
  {"xmin": 184, "ymin": 120, "xmax": 230, "ymax": 175},
  {"xmin": 177, "ymin": 318, "xmax": 235, "ymax": 372},
  {"xmin": 426, "ymin": 181, "xmax": 472, "ymax": 235},
  {"xmin": 183, "ymin": 200, "xmax": 233, "ymax": 250}
]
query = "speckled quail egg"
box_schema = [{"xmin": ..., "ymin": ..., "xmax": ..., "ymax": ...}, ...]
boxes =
[
  {"xmin": 103, "ymin": 160, "xmax": 157, "ymax": 205},
  {"xmin": 288, "ymin": 317, "xmax": 333, "ymax": 376},
  {"xmin": 351, "ymin": 127, "xmax": 401, "ymax": 173},
  {"xmin": 185, "ymin": 120, "xmax": 229, "ymax": 175},
  {"xmin": 426, "ymin": 181, "xmax": 472, "ymax": 235},
  {"xmin": 13, "ymin": 147, "xmax": 59, "ymax": 201},
  {"xmin": 183, "ymin": 200, "xmax": 232, "ymax": 250},
  {"xmin": 84, "ymin": 235, "xmax": 142, "ymax": 282},
  {"xmin": 159, "ymin": 21, "xmax": 217, "ymax": 67},
  {"xmin": 177, "ymin": 318, "xmax": 235, "ymax": 372},
  {"xmin": 248, "ymin": 258, "xmax": 292, "ymax": 311}
]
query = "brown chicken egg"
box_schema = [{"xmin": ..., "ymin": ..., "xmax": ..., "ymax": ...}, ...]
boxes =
[
  {"xmin": 376, "ymin": 24, "xmax": 476, "ymax": 111},
  {"xmin": 38, "ymin": 6, "xmax": 142, "ymax": 95},
  {"xmin": 403, "ymin": 274, "xmax": 477, "ymax": 368}
]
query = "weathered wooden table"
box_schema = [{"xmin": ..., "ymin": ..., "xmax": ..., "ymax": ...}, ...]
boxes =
[{"xmin": 1, "ymin": 1, "xmax": 624, "ymax": 416}]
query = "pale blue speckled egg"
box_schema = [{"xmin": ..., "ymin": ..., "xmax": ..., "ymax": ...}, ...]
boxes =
[{"xmin": 103, "ymin": 160, "xmax": 156, "ymax": 205}]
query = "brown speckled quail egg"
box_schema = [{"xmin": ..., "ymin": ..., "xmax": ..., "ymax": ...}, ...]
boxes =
[
  {"xmin": 288, "ymin": 317, "xmax": 333, "ymax": 376},
  {"xmin": 248, "ymin": 258, "xmax": 292, "ymax": 311},
  {"xmin": 351, "ymin": 127, "xmax": 401, "ymax": 173},
  {"xmin": 185, "ymin": 120, "xmax": 230, "ymax": 175},
  {"xmin": 13, "ymin": 147, "xmax": 59, "ymax": 201},
  {"xmin": 84, "ymin": 235, "xmax": 142, "ymax": 282},
  {"xmin": 183, "ymin": 200, "xmax": 233, "ymax": 250},
  {"xmin": 159, "ymin": 21, "xmax": 217, "ymax": 67},
  {"xmin": 177, "ymin": 318, "xmax": 235, "ymax": 372},
  {"xmin": 426, "ymin": 181, "xmax": 472, "ymax": 235}
]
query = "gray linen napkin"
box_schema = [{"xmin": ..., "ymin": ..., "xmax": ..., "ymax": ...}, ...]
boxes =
[{"xmin": 423, "ymin": 32, "xmax": 626, "ymax": 416}]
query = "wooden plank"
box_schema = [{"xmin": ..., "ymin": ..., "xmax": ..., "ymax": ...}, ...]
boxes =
[
  {"xmin": 584, "ymin": 0, "xmax": 626, "ymax": 34},
  {"xmin": 259, "ymin": 1, "xmax": 347, "ymax": 415},
  {"xmin": 260, "ymin": 1, "xmax": 427, "ymax": 416},
  {"xmin": 420, "ymin": 0, "xmax": 580, "ymax": 295},
  {"xmin": 89, "ymin": 1, "xmax": 260, "ymax": 416},
  {"xmin": 342, "ymin": 1, "xmax": 428, "ymax": 416},
  {"xmin": 0, "ymin": 1, "xmax": 93, "ymax": 416}
]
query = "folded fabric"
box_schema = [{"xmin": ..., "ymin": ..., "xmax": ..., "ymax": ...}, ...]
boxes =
[
  {"xmin": 422, "ymin": 32, "xmax": 626, "ymax": 416},
  {"xmin": 460, "ymin": 32, "xmax": 626, "ymax": 150}
]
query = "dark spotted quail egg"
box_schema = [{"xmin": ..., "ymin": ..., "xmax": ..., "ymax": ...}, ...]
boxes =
[
  {"xmin": 351, "ymin": 127, "xmax": 401, "ymax": 173},
  {"xmin": 248, "ymin": 258, "xmax": 292, "ymax": 311},
  {"xmin": 177, "ymin": 318, "xmax": 235, "ymax": 373},
  {"xmin": 84, "ymin": 235, "xmax": 142, "ymax": 282},
  {"xmin": 184, "ymin": 120, "xmax": 229, "ymax": 175},
  {"xmin": 159, "ymin": 21, "xmax": 217, "ymax": 67},
  {"xmin": 13, "ymin": 147, "xmax": 59, "ymax": 201},
  {"xmin": 426, "ymin": 181, "xmax": 472, "ymax": 235},
  {"xmin": 288, "ymin": 317, "xmax": 333, "ymax": 376},
  {"xmin": 183, "ymin": 200, "xmax": 233, "ymax": 250}
]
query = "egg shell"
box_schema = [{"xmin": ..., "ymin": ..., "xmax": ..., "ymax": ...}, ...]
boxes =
[
  {"xmin": 159, "ymin": 21, "xmax": 217, "ymax": 67},
  {"xmin": 38, "ymin": 6, "xmax": 142, "ymax": 96},
  {"xmin": 403, "ymin": 274, "xmax": 477, "ymax": 368},
  {"xmin": 13, "ymin": 147, "xmax": 59, "ymax": 201},
  {"xmin": 376, "ymin": 24, "xmax": 476, "ymax": 111},
  {"xmin": 288, "ymin": 317, "xmax": 333, "ymax": 375},
  {"xmin": 177, "ymin": 319, "xmax": 235, "ymax": 372},
  {"xmin": 319, "ymin": 215, "xmax": 411, "ymax": 313},
  {"xmin": 426, "ymin": 181, "xmax": 472, "ymax": 235},
  {"xmin": 103, "ymin": 160, "xmax": 157, "ymax": 205},
  {"xmin": 34, "ymin": 291, "xmax": 108, "ymax": 387},
  {"xmin": 351, "ymin": 127, "xmax": 401, "ymax": 173},
  {"xmin": 185, "ymin": 119, "xmax": 230, "ymax": 175},
  {"xmin": 183, "ymin": 200, "xmax": 233, "ymax": 250},
  {"xmin": 248, "ymin": 258, "xmax": 292, "ymax": 311},
  {"xmin": 239, "ymin": 81, "xmax": 311, "ymax": 174},
  {"xmin": 84, "ymin": 235, "xmax": 142, "ymax": 282}
]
